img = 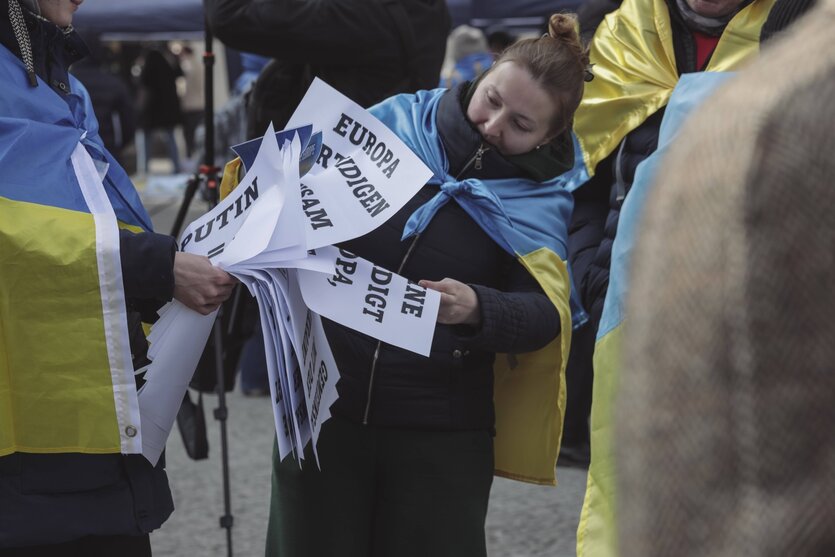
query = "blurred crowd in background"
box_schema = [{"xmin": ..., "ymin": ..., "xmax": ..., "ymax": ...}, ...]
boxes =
[{"xmin": 70, "ymin": 8, "xmax": 585, "ymax": 180}]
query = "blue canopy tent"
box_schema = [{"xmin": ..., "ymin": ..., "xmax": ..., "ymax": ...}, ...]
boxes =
[
  {"xmin": 73, "ymin": 0, "xmax": 205, "ymax": 40},
  {"xmin": 73, "ymin": 0, "xmax": 242, "ymax": 103},
  {"xmin": 75, "ymin": 0, "xmax": 583, "ymax": 39},
  {"xmin": 72, "ymin": 0, "xmax": 585, "ymax": 100}
]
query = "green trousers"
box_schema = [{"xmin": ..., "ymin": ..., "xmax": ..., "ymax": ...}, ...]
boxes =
[{"xmin": 265, "ymin": 416, "xmax": 494, "ymax": 557}]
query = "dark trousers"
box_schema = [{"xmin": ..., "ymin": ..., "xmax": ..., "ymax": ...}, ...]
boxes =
[
  {"xmin": 266, "ymin": 416, "xmax": 494, "ymax": 557},
  {"xmin": 0, "ymin": 535, "xmax": 151, "ymax": 557}
]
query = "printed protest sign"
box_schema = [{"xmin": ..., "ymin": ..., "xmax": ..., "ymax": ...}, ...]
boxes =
[
  {"xmin": 286, "ymin": 78, "xmax": 433, "ymax": 249},
  {"xmin": 140, "ymin": 82, "xmax": 438, "ymax": 467},
  {"xmin": 298, "ymin": 247, "xmax": 440, "ymax": 356}
]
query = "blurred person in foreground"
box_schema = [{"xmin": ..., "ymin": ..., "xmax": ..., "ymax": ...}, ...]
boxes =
[
  {"xmin": 616, "ymin": 0, "xmax": 834, "ymax": 555},
  {"xmin": 0, "ymin": 0, "xmax": 235, "ymax": 554},
  {"xmin": 563, "ymin": 0, "xmax": 777, "ymax": 553},
  {"xmin": 213, "ymin": 13, "xmax": 587, "ymax": 557}
]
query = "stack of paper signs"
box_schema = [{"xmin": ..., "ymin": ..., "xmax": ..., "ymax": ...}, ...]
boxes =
[{"xmin": 138, "ymin": 79, "xmax": 439, "ymax": 466}]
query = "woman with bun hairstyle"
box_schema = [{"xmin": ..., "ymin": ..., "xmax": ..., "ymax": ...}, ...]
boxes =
[{"xmin": 266, "ymin": 14, "xmax": 588, "ymax": 557}]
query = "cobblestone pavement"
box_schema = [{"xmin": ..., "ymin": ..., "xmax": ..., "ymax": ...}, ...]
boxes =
[
  {"xmin": 152, "ymin": 391, "xmax": 587, "ymax": 557},
  {"xmin": 145, "ymin": 190, "xmax": 588, "ymax": 557}
]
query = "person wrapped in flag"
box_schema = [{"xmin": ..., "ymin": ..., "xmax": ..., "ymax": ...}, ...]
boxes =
[
  {"xmin": 565, "ymin": 0, "xmax": 777, "ymax": 554},
  {"xmin": 263, "ymin": 14, "xmax": 588, "ymax": 557},
  {"xmin": 0, "ymin": 0, "xmax": 235, "ymax": 553}
]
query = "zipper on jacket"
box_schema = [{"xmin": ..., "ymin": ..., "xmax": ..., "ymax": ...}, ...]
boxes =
[
  {"xmin": 360, "ymin": 142, "xmax": 489, "ymax": 425},
  {"xmin": 473, "ymin": 143, "xmax": 488, "ymax": 171},
  {"xmin": 461, "ymin": 142, "xmax": 488, "ymax": 174},
  {"xmin": 362, "ymin": 233, "xmax": 422, "ymax": 424}
]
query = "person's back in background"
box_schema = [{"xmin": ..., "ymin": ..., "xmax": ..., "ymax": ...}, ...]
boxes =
[
  {"xmin": 178, "ymin": 44, "xmax": 205, "ymax": 161},
  {"xmin": 206, "ymin": 0, "xmax": 450, "ymax": 135},
  {"xmin": 138, "ymin": 47, "xmax": 183, "ymax": 174},
  {"xmin": 71, "ymin": 33, "xmax": 136, "ymax": 170}
]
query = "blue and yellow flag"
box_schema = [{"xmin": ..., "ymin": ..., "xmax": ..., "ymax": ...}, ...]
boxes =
[
  {"xmin": 569, "ymin": 0, "xmax": 774, "ymax": 552},
  {"xmin": 564, "ymin": 0, "xmax": 774, "ymax": 193},
  {"xmin": 577, "ymin": 73, "xmax": 740, "ymax": 556},
  {"xmin": 371, "ymin": 89, "xmax": 576, "ymax": 485},
  {"xmin": 0, "ymin": 44, "xmax": 151, "ymax": 456}
]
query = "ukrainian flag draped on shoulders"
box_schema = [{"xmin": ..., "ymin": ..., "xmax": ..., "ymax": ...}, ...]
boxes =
[
  {"xmin": 572, "ymin": 0, "xmax": 773, "ymax": 553},
  {"xmin": 566, "ymin": 0, "xmax": 774, "ymax": 188},
  {"xmin": 0, "ymin": 43, "xmax": 152, "ymax": 456},
  {"xmin": 370, "ymin": 88, "xmax": 577, "ymax": 485}
]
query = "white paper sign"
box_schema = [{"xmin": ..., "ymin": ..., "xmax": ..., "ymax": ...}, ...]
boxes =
[
  {"xmin": 177, "ymin": 123, "xmax": 289, "ymax": 260},
  {"xmin": 138, "ymin": 125, "xmax": 297, "ymax": 465},
  {"xmin": 138, "ymin": 82, "xmax": 437, "ymax": 467},
  {"xmin": 286, "ymin": 78, "xmax": 433, "ymax": 249},
  {"xmin": 281, "ymin": 270, "xmax": 340, "ymax": 447},
  {"xmin": 297, "ymin": 246, "xmax": 440, "ymax": 356}
]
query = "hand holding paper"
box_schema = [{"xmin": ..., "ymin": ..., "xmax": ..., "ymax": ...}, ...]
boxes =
[
  {"xmin": 138, "ymin": 79, "xmax": 438, "ymax": 467},
  {"xmin": 173, "ymin": 252, "xmax": 237, "ymax": 315},
  {"xmin": 418, "ymin": 278, "xmax": 480, "ymax": 326}
]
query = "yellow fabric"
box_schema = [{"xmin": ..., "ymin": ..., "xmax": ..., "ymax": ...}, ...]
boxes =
[
  {"xmin": 219, "ymin": 158, "xmax": 244, "ymax": 202},
  {"xmin": 574, "ymin": 0, "xmax": 775, "ymax": 176},
  {"xmin": 575, "ymin": 2, "xmax": 773, "ymax": 554},
  {"xmin": 0, "ymin": 196, "xmax": 122, "ymax": 455},
  {"xmin": 576, "ymin": 327, "xmax": 621, "ymax": 557},
  {"xmin": 493, "ymin": 247, "xmax": 572, "ymax": 486}
]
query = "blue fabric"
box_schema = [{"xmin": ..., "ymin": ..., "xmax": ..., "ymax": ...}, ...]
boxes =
[
  {"xmin": 234, "ymin": 52, "xmax": 270, "ymax": 94},
  {"xmin": 369, "ymin": 88, "xmax": 588, "ymax": 326},
  {"xmin": 597, "ymin": 72, "xmax": 733, "ymax": 339},
  {"xmin": 0, "ymin": 44, "xmax": 151, "ymax": 231},
  {"xmin": 562, "ymin": 132, "xmax": 591, "ymax": 193},
  {"xmin": 231, "ymin": 124, "xmax": 314, "ymax": 173},
  {"xmin": 441, "ymin": 52, "xmax": 495, "ymax": 88}
]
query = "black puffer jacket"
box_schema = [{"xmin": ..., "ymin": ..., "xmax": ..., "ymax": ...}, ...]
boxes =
[
  {"xmin": 568, "ymin": 0, "xmax": 729, "ymax": 331},
  {"xmin": 570, "ymin": 109, "xmax": 665, "ymax": 329},
  {"xmin": 326, "ymin": 84, "xmax": 565, "ymax": 431}
]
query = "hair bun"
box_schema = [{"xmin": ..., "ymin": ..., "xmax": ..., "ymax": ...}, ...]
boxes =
[
  {"xmin": 547, "ymin": 13, "xmax": 579, "ymax": 42},
  {"xmin": 546, "ymin": 13, "xmax": 590, "ymax": 68}
]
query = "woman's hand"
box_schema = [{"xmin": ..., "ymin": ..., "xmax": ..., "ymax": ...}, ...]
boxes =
[
  {"xmin": 418, "ymin": 278, "xmax": 480, "ymax": 325},
  {"xmin": 173, "ymin": 252, "xmax": 237, "ymax": 315}
]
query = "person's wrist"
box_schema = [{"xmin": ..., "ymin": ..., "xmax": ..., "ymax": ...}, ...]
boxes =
[{"xmin": 463, "ymin": 285, "xmax": 482, "ymax": 325}]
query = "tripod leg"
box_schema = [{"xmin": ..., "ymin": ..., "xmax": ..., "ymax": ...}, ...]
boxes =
[
  {"xmin": 212, "ymin": 318, "xmax": 235, "ymax": 557},
  {"xmin": 170, "ymin": 174, "xmax": 202, "ymax": 239}
]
